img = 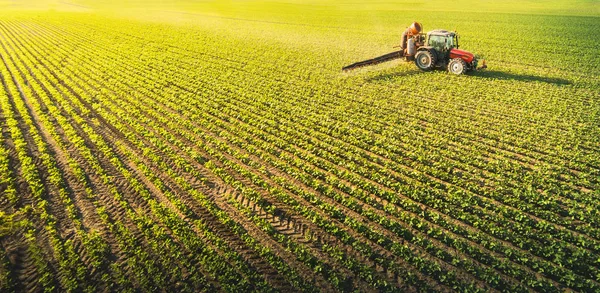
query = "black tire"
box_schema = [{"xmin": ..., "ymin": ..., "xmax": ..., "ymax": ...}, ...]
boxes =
[
  {"xmin": 448, "ymin": 58, "xmax": 467, "ymax": 75},
  {"xmin": 414, "ymin": 50, "xmax": 436, "ymax": 71}
]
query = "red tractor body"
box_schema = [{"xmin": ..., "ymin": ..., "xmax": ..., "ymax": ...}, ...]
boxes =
[{"xmin": 449, "ymin": 48, "xmax": 475, "ymax": 64}]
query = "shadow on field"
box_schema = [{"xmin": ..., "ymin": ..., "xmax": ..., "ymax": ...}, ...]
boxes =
[
  {"xmin": 471, "ymin": 70, "xmax": 571, "ymax": 85},
  {"xmin": 364, "ymin": 69, "xmax": 422, "ymax": 82},
  {"xmin": 365, "ymin": 68, "xmax": 571, "ymax": 86}
]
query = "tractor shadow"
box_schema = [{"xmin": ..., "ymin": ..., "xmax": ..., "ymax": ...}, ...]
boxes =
[
  {"xmin": 471, "ymin": 70, "xmax": 571, "ymax": 85},
  {"xmin": 364, "ymin": 69, "xmax": 423, "ymax": 82},
  {"xmin": 365, "ymin": 68, "xmax": 571, "ymax": 86}
]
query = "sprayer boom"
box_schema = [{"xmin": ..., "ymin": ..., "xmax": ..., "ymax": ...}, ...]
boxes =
[{"xmin": 342, "ymin": 50, "xmax": 404, "ymax": 71}]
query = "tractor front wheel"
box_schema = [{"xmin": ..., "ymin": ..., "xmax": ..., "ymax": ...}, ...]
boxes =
[
  {"xmin": 448, "ymin": 58, "xmax": 467, "ymax": 75},
  {"xmin": 415, "ymin": 50, "xmax": 435, "ymax": 71}
]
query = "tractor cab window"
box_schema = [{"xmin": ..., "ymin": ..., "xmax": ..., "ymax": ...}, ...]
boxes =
[
  {"xmin": 428, "ymin": 35, "xmax": 448, "ymax": 51},
  {"xmin": 454, "ymin": 35, "xmax": 459, "ymax": 49},
  {"xmin": 445, "ymin": 36, "xmax": 454, "ymax": 50}
]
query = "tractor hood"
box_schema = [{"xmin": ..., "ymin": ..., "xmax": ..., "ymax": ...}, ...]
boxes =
[{"xmin": 450, "ymin": 49, "xmax": 475, "ymax": 64}]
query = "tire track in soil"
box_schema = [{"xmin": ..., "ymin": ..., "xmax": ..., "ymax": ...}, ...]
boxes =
[
  {"xmin": 193, "ymin": 124, "xmax": 493, "ymax": 291},
  {"xmin": 2, "ymin": 235, "xmax": 40, "ymax": 293}
]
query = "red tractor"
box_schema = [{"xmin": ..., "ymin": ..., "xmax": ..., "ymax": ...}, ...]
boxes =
[{"xmin": 343, "ymin": 22, "xmax": 486, "ymax": 74}]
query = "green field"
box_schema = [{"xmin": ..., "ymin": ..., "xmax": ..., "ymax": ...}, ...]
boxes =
[{"xmin": 0, "ymin": 0, "xmax": 599, "ymax": 292}]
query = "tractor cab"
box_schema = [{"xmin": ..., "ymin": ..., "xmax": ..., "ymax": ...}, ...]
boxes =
[{"xmin": 426, "ymin": 30, "xmax": 458, "ymax": 53}]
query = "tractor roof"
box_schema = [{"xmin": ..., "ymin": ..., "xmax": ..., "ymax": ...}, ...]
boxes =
[{"xmin": 427, "ymin": 29, "xmax": 455, "ymax": 37}]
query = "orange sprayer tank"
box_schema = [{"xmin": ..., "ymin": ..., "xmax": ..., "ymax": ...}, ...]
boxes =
[{"xmin": 409, "ymin": 22, "xmax": 422, "ymax": 35}]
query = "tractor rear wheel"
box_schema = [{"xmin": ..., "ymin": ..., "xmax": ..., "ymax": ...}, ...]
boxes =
[
  {"xmin": 415, "ymin": 50, "xmax": 435, "ymax": 71},
  {"xmin": 448, "ymin": 58, "xmax": 467, "ymax": 75}
]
